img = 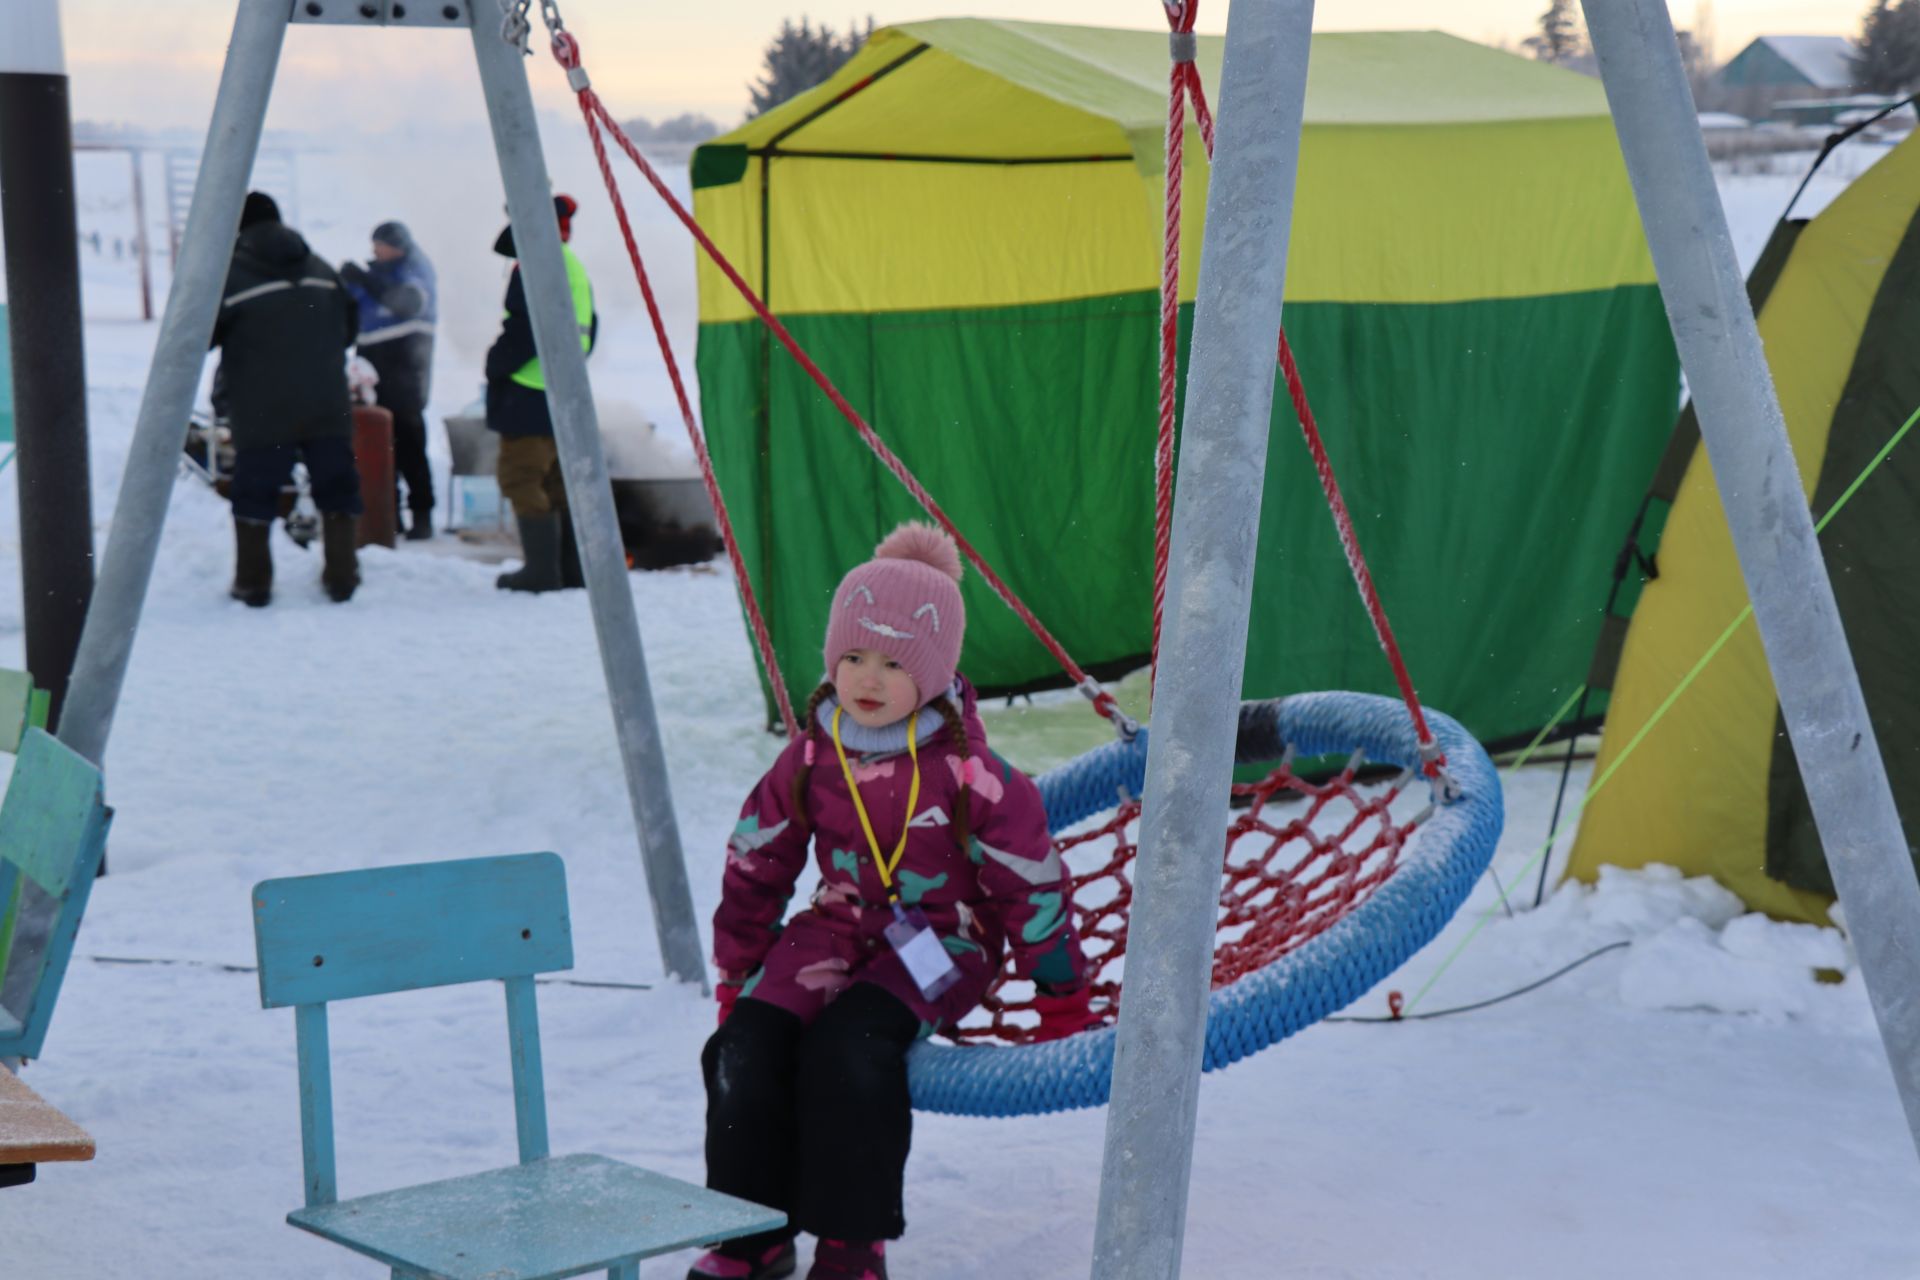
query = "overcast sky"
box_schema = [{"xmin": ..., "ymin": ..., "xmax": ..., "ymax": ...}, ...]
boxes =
[{"xmin": 58, "ymin": 1, "xmax": 1869, "ymax": 132}]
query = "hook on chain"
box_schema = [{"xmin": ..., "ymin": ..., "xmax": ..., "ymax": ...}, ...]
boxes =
[
  {"xmin": 498, "ymin": 0, "xmax": 534, "ymax": 53},
  {"xmin": 501, "ymin": 0, "xmax": 570, "ymax": 58}
]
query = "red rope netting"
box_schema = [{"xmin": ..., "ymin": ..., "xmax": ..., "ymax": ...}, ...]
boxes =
[{"xmin": 952, "ymin": 755, "xmax": 1430, "ymax": 1043}]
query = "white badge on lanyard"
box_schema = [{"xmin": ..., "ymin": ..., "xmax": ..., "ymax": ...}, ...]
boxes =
[{"xmin": 885, "ymin": 902, "xmax": 961, "ymax": 1000}]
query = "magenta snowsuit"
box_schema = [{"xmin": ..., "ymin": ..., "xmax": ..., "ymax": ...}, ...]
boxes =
[{"xmin": 713, "ymin": 679, "xmax": 1085, "ymax": 1031}]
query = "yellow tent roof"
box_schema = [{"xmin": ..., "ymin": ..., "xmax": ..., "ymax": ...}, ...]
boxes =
[
  {"xmin": 693, "ymin": 20, "xmax": 1649, "ymax": 318},
  {"xmin": 711, "ymin": 22, "xmax": 1614, "ymax": 172}
]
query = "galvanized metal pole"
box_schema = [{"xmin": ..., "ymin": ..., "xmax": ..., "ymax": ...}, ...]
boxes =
[
  {"xmin": 469, "ymin": 21, "xmax": 708, "ymax": 988},
  {"xmin": 1583, "ymin": 0, "xmax": 1920, "ymax": 1161},
  {"xmin": 1089, "ymin": 3, "xmax": 1316, "ymax": 1276},
  {"xmin": 0, "ymin": 0, "xmax": 96, "ymax": 727},
  {"xmin": 57, "ymin": 0, "xmax": 290, "ymax": 767}
]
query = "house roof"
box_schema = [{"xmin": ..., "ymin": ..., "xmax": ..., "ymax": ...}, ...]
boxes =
[{"xmin": 1754, "ymin": 35, "xmax": 1855, "ymax": 90}]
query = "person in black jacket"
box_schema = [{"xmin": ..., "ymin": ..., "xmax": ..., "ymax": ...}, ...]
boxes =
[
  {"xmin": 212, "ymin": 191, "xmax": 363, "ymax": 606},
  {"xmin": 485, "ymin": 194, "xmax": 597, "ymax": 593},
  {"xmin": 341, "ymin": 221, "xmax": 438, "ymax": 539}
]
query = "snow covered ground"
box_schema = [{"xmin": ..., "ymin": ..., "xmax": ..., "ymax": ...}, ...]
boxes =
[{"xmin": 1, "ymin": 134, "xmax": 1917, "ymax": 1278}]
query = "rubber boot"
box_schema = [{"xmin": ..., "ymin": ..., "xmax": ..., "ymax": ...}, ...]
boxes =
[
  {"xmin": 230, "ymin": 517, "xmax": 273, "ymax": 607},
  {"xmin": 686, "ymin": 1240, "xmax": 797, "ymax": 1280},
  {"xmin": 320, "ymin": 512, "xmax": 361, "ymax": 602},
  {"xmin": 497, "ymin": 512, "xmax": 564, "ymax": 593},
  {"xmin": 405, "ymin": 505, "xmax": 434, "ymax": 541},
  {"xmin": 807, "ymin": 1239, "xmax": 886, "ymax": 1280}
]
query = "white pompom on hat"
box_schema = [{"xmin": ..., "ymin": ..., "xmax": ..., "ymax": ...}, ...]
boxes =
[{"xmin": 823, "ymin": 522, "xmax": 967, "ymax": 709}]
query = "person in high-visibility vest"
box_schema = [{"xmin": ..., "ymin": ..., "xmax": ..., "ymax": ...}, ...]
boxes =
[{"xmin": 484, "ymin": 193, "xmax": 597, "ymax": 593}]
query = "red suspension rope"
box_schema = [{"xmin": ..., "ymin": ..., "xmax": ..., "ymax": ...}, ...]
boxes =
[
  {"xmin": 558, "ymin": 32, "xmax": 797, "ymax": 737},
  {"xmin": 1153, "ymin": 6, "xmax": 1443, "ymax": 774},
  {"xmin": 1152, "ymin": 1, "xmax": 1216, "ymax": 679},
  {"xmin": 550, "ymin": 32, "xmax": 1135, "ymax": 736}
]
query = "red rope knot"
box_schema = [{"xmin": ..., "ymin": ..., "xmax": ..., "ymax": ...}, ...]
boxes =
[
  {"xmin": 1418, "ymin": 739, "xmax": 1461, "ymax": 803},
  {"xmin": 549, "ymin": 29, "xmax": 589, "ymax": 90},
  {"xmin": 1076, "ymin": 678, "xmax": 1141, "ymax": 742}
]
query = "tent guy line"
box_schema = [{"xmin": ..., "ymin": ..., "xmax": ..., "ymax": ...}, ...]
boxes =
[{"xmin": 1407, "ymin": 396, "xmax": 1920, "ymax": 1014}]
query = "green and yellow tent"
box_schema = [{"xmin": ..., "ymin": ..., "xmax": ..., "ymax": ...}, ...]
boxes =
[
  {"xmin": 692, "ymin": 20, "xmax": 1678, "ymax": 745},
  {"xmin": 1566, "ymin": 130, "xmax": 1920, "ymax": 923}
]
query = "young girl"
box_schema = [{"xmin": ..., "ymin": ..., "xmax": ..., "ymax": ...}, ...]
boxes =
[{"xmin": 691, "ymin": 523, "xmax": 1098, "ymax": 1280}]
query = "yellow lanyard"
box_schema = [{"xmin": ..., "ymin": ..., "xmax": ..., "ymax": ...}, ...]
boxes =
[{"xmin": 831, "ymin": 707, "xmax": 921, "ymax": 903}]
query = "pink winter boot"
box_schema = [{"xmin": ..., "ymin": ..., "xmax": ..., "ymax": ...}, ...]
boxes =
[
  {"xmin": 686, "ymin": 1238, "xmax": 797, "ymax": 1280},
  {"xmin": 808, "ymin": 1238, "xmax": 888, "ymax": 1280}
]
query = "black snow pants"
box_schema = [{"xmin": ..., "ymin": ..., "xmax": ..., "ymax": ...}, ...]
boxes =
[
  {"xmin": 701, "ymin": 982, "xmax": 920, "ymax": 1256},
  {"xmin": 388, "ymin": 405, "xmax": 434, "ymax": 518}
]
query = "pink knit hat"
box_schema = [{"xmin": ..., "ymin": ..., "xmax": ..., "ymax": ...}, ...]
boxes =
[{"xmin": 823, "ymin": 523, "xmax": 966, "ymax": 709}]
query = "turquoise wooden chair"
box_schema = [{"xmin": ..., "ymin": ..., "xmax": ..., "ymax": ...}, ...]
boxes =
[
  {"xmin": 251, "ymin": 853, "xmax": 783, "ymax": 1279},
  {"xmin": 0, "ymin": 730, "xmax": 112, "ymax": 1062},
  {"xmin": 0, "ymin": 670, "xmax": 49, "ymax": 756}
]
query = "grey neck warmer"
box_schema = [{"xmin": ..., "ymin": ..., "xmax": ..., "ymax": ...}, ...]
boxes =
[{"xmin": 814, "ymin": 681, "xmax": 962, "ymax": 757}]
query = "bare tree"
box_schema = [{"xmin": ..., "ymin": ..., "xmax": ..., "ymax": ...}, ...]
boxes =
[{"xmin": 622, "ymin": 113, "xmax": 725, "ymax": 144}]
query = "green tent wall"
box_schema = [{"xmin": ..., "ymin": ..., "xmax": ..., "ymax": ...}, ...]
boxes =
[{"xmin": 692, "ymin": 23, "xmax": 1679, "ymax": 745}]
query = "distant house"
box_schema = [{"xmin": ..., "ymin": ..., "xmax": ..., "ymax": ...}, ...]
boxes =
[{"xmin": 1713, "ymin": 35, "xmax": 1855, "ymax": 118}]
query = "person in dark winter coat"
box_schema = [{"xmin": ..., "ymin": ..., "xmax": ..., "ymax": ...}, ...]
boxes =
[
  {"xmin": 690, "ymin": 524, "xmax": 1096, "ymax": 1280},
  {"xmin": 341, "ymin": 220, "xmax": 437, "ymax": 539},
  {"xmin": 212, "ymin": 191, "xmax": 362, "ymax": 606},
  {"xmin": 485, "ymin": 193, "xmax": 597, "ymax": 593}
]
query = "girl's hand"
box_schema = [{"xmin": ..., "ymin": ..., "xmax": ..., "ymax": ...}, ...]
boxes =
[
  {"xmin": 716, "ymin": 981, "xmax": 743, "ymax": 1026},
  {"xmin": 1031, "ymin": 986, "xmax": 1098, "ymax": 1042}
]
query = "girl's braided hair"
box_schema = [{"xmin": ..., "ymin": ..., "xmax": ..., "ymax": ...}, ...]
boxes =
[{"xmin": 789, "ymin": 681, "xmax": 972, "ymax": 852}]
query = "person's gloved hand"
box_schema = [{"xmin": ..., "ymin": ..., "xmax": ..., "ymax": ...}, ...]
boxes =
[
  {"xmin": 716, "ymin": 981, "xmax": 743, "ymax": 1026},
  {"xmin": 339, "ymin": 261, "xmax": 369, "ymax": 290},
  {"xmin": 1031, "ymin": 985, "xmax": 1098, "ymax": 1042}
]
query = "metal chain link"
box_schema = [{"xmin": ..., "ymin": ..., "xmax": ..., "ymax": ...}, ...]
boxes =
[
  {"xmin": 498, "ymin": 0, "xmax": 534, "ymax": 53},
  {"xmin": 538, "ymin": 0, "xmax": 568, "ymax": 36}
]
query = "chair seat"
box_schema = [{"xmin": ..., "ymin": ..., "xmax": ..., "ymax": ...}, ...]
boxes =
[{"xmin": 287, "ymin": 1152, "xmax": 785, "ymax": 1280}]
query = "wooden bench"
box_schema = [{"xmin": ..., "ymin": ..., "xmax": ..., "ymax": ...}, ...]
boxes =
[
  {"xmin": 0, "ymin": 1062, "xmax": 94, "ymax": 1189},
  {"xmin": 252, "ymin": 852, "xmax": 783, "ymax": 1279}
]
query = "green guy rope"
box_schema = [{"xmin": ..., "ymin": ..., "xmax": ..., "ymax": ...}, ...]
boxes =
[{"xmin": 1405, "ymin": 399, "xmax": 1920, "ymax": 1013}]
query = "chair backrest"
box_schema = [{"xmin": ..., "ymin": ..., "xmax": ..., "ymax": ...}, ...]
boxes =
[
  {"xmin": 0, "ymin": 730, "xmax": 112, "ymax": 1060},
  {"xmin": 251, "ymin": 852, "xmax": 575, "ymax": 1207},
  {"xmin": 0, "ymin": 667, "xmax": 52, "ymax": 994},
  {"xmin": 0, "ymin": 668, "xmax": 48, "ymax": 756}
]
